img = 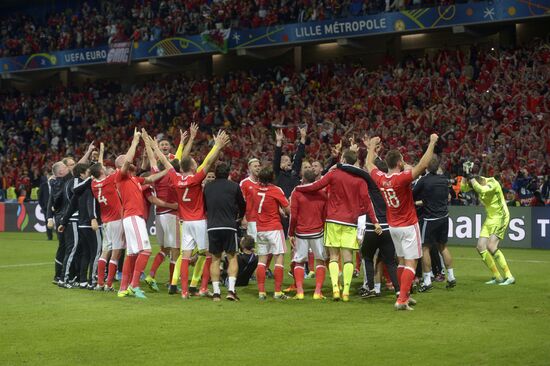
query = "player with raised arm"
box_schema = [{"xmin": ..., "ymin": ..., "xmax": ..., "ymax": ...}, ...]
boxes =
[
  {"xmin": 144, "ymin": 128, "xmax": 189, "ymax": 292},
  {"xmin": 366, "ymin": 133, "xmax": 438, "ymax": 310},
  {"xmin": 88, "ymin": 143, "xmax": 125, "ymax": 291},
  {"xmin": 461, "ymin": 162, "xmax": 515, "ymax": 286},
  {"xmin": 115, "ymin": 129, "xmax": 172, "ymax": 299},
  {"xmin": 252, "ymin": 166, "xmax": 291, "ymax": 300},
  {"xmin": 288, "ymin": 169, "xmax": 327, "ymax": 300},
  {"xmin": 295, "ymin": 148, "xmax": 380, "ymax": 302},
  {"xmin": 150, "ymin": 129, "xmax": 230, "ymax": 299}
]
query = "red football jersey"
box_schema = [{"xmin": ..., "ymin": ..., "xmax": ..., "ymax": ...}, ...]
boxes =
[
  {"xmin": 251, "ymin": 184, "xmax": 289, "ymax": 232},
  {"xmin": 91, "ymin": 172, "xmax": 122, "ymax": 223},
  {"xmin": 142, "ymin": 184, "xmax": 154, "ymax": 221},
  {"xmin": 151, "ymin": 167, "xmax": 177, "ymax": 215},
  {"xmin": 296, "ymin": 169, "xmax": 378, "ymax": 227},
  {"xmin": 115, "ymin": 171, "xmax": 146, "ymax": 219},
  {"xmin": 370, "ymin": 168, "xmax": 417, "ymax": 227},
  {"xmin": 239, "ymin": 176, "xmax": 260, "ymax": 222},
  {"xmin": 167, "ymin": 168, "xmax": 207, "ymax": 221},
  {"xmin": 288, "ymin": 188, "xmax": 326, "ymax": 237}
]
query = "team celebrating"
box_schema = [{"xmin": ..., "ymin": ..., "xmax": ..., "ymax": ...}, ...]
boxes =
[{"xmin": 46, "ymin": 123, "xmax": 516, "ymax": 310}]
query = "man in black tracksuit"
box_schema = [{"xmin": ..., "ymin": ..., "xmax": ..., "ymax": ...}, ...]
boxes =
[
  {"xmin": 203, "ymin": 163, "xmax": 246, "ymax": 301},
  {"xmin": 46, "ymin": 162, "xmax": 71, "ymax": 284},
  {"xmin": 338, "ymin": 160, "xmax": 400, "ymax": 298},
  {"xmin": 412, "ymin": 156, "xmax": 456, "ymax": 291},
  {"xmin": 59, "ymin": 163, "xmax": 102, "ymax": 289}
]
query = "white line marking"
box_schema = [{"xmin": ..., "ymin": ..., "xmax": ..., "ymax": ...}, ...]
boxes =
[
  {"xmin": 0, "ymin": 262, "xmax": 51, "ymax": 269},
  {"xmin": 454, "ymin": 257, "xmax": 550, "ymax": 264}
]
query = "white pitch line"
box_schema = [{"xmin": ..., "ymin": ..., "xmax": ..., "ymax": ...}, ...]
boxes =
[
  {"xmin": 0, "ymin": 262, "xmax": 51, "ymax": 269},
  {"xmin": 454, "ymin": 257, "xmax": 550, "ymax": 264}
]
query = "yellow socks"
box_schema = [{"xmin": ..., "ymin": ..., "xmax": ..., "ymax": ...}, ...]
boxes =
[
  {"xmin": 479, "ymin": 250, "xmax": 502, "ymax": 280},
  {"xmin": 493, "ymin": 249, "xmax": 513, "ymax": 279},
  {"xmin": 171, "ymin": 254, "xmax": 181, "ymax": 286},
  {"xmin": 342, "ymin": 262, "xmax": 354, "ymax": 296},
  {"xmin": 190, "ymin": 254, "xmax": 206, "ymax": 287},
  {"xmin": 328, "ymin": 261, "xmax": 339, "ymax": 293}
]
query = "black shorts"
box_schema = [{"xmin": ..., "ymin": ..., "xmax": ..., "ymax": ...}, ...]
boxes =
[
  {"xmin": 208, "ymin": 229, "xmax": 239, "ymax": 255},
  {"xmin": 361, "ymin": 229, "xmax": 395, "ymax": 261},
  {"xmin": 420, "ymin": 218, "xmax": 448, "ymax": 246}
]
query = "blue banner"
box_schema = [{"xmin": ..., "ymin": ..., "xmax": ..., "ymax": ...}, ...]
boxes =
[
  {"xmin": 532, "ymin": 207, "xmax": 550, "ymax": 249},
  {"xmin": 1, "ymin": 0, "xmax": 549, "ymax": 73}
]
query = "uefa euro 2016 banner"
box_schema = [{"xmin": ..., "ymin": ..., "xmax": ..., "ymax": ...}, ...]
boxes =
[
  {"xmin": 0, "ymin": 203, "xmax": 548, "ymax": 249},
  {"xmin": 1, "ymin": 0, "xmax": 549, "ymax": 74}
]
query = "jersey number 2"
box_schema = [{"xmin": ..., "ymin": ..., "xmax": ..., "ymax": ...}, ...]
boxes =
[{"xmin": 182, "ymin": 188, "xmax": 191, "ymax": 202}]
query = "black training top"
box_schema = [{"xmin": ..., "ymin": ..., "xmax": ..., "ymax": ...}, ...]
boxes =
[
  {"xmin": 203, "ymin": 178, "xmax": 246, "ymax": 231},
  {"xmin": 412, "ymin": 172, "xmax": 449, "ymax": 220}
]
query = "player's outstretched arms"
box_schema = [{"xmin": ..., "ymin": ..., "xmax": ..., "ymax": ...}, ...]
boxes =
[
  {"xmin": 197, "ymin": 130, "xmax": 230, "ymax": 173},
  {"xmin": 121, "ymin": 128, "xmax": 141, "ymax": 175},
  {"xmin": 180, "ymin": 122, "xmax": 198, "ymax": 159},
  {"xmin": 77, "ymin": 141, "xmax": 96, "ymax": 165},
  {"xmin": 141, "ymin": 129, "xmax": 158, "ymax": 170},
  {"xmin": 412, "ymin": 134, "xmax": 438, "ymax": 180},
  {"xmin": 98, "ymin": 142, "xmax": 105, "ymax": 166},
  {"xmin": 365, "ymin": 136, "xmax": 381, "ymax": 173}
]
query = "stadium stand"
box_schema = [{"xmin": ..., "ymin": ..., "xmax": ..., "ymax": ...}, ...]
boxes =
[
  {"xmin": 1, "ymin": 0, "xmax": 458, "ymax": 56},
  {"xmin": 0, "ymin": 40, "xmax": 548, "ymax": 204}
]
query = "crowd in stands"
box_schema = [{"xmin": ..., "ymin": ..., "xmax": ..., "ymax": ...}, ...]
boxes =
[
  {"xmin": 0, "ymin": 40, "xmax": 549, "ymax": 205},
  {"xmin": 1, "ymin": 0, "xmax": 458, "ymax": 57}
]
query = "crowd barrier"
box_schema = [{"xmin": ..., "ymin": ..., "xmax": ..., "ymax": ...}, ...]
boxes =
[{"xmin": 0, "ymin": 203, "xmax": 547, "ymax": 249}]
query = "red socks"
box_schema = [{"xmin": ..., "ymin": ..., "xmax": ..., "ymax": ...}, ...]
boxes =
[
  {"xmin": 107, "ymin": 259, "xmax": 118, "ymax": 287},
  {"xmin": 131, "ymin": 251, "xmax": 151, "ymax": 288},
  {"xmin": 397, "ymin": 266, "xmax": 416, "ymax": 304},
  {"xmin": 355, "ymin": 252, "xmax": 361, "ymax": 272},
  {"xmin": 294, "ymin": 264, "xmax": 305, "ymax": 293},
  {"xmin": 200, "ymin": 256, "xmax": 212, "ymax": 293},
  {"xmin": 315, "ymin": 265, "xmax": 326, "ymax": 294},
  {"xmin": 120, "ymin": 254, "xmax": 136, "ymax": 291},
  {"xmin": 256, "ymin": 262, "xmax": 266, "ymax": 293},
  {"xmin": 180, "ymin": 258, "xmax": 190, "ymax": 295},
  {"xmin": 397, "ymin": 265, "xmax": 405, "ymax": 286},
  {"xmin": 274, "ymin": 264, "xmax": 284, "ymax": 293},
  {"xmin": 149, "ymin": 251, "xmax": 166, "ymax": 278},
  {"xmin": 97, "ymin": 258, "xmax": 107, "ymax": 286}
]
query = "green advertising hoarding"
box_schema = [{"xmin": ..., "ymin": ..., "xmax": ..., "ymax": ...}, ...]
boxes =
[{"xmin": 447, "ymin": 207, "xmax": 532, "ymax": 249}]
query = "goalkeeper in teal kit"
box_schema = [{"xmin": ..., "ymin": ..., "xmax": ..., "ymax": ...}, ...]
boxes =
[{"xmin": 461, "ymin": 161, "xmax": 515, "ymax": 286}]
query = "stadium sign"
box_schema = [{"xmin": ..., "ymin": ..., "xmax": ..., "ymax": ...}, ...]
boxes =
[
  {"xmin": 1, "ymin": 0, "xmax": 549, "ymax": 74},
  {"xmin": 0, "ymin": 203, "xmax": 548, "ymax": 249},
  {"xmin": 447, "ymin": 206, "xmax": 532, "ymax": 249}
]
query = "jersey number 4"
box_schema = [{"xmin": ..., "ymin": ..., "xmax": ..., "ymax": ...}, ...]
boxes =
[
  {"xmin": 97, "ymin": 187, "xmax": 108, "ymax": 205},
  {"xmin": 257, "ymin": 192, "xmax": 266, "ymax": 213},
  {"xmin": 380, "ymin": 188, "xmax": 400, "ymax": 208}
]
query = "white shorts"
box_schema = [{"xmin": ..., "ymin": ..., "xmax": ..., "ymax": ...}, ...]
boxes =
[
  {"xmin": 181, "ymin": 219, "xmax": 209, "ymax": 252},
  {"xmin": 156, "ymin": 213, "xmax": 178, "ymax": 248},
  {"xmin": 389, "ymin": 223, "xmax": 422, "ymax": 260},
  {"xmin": 292, "ymin": 234, "xmax": 326, "ymax": 262},
  {"xmin": 257, "ymin": 230, "xmax": 287, "ymax": 256},
  {"xmin": 122, "ymin": 216, "xmax": 152, "ymax": 255},
  {"xmin": 247, "ymin": 221, "xmax": 257, "ymax": 241},
  {"xmin": 102, "ymin": 220, "xmax": 126, "ymax": 251}
]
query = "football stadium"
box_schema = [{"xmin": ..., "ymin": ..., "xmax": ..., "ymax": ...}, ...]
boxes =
[{"xmin": 0, "ymin": 0, "xmax": 549, "ymax": 365}]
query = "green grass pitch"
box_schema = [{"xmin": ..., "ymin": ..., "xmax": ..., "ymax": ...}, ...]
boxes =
[{"xmin": 0, "ymin": 232, "xmax": 549, "ymax": 365}]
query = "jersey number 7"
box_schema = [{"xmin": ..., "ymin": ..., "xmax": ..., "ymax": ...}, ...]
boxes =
[{"xmin": 257, "ymin": 192, "xmax": 266, "ymax": 213}]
